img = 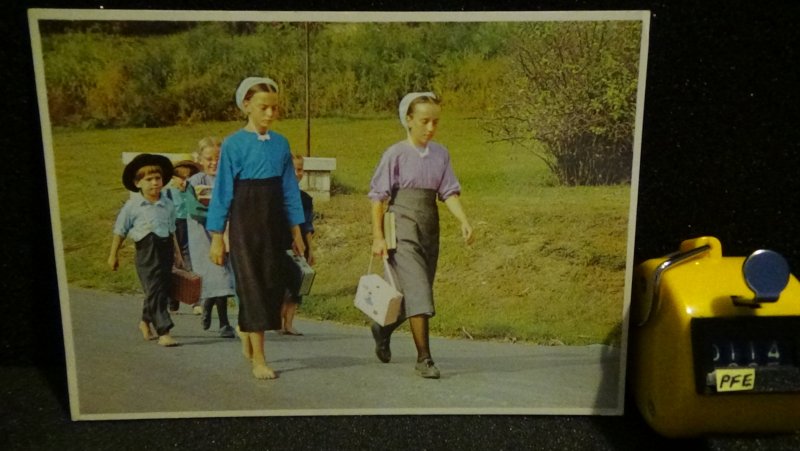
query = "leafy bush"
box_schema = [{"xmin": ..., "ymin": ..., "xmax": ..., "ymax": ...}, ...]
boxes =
[
  {"xmin": 41, "ymin": 21, "xmax": 516, "ymax": 126},
  {"xmin": 485, "ymin": 21, "xmax": 642, "ymax": 185},
  {"xmin": 41, "ymin": 19, "xmax": 644, "ymax": 190}
]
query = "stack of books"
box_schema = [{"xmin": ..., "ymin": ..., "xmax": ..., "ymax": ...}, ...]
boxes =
[{"xmin": 383, "ymin": 211, "xmax": 396, "ymax": 249}]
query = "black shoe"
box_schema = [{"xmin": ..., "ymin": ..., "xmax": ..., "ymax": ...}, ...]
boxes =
[
  {"xmin": 415, "ymin": 358, "xmax": 440, "ymax": 379},
  {"xmin": 219, "ymin": 324, "xmax": 235, "ymax": 338},
  {"xmin": 371, "ymin": 322, "xmax": 391, "ymax": 363}
]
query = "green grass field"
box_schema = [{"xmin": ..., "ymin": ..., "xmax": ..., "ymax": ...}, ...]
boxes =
[{"xmin": 49, "ymin": 115, "xmax": 631, "ymax": 345}]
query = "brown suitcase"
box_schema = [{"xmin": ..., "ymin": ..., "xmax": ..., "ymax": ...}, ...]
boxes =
[{"xmin": 170, "ymin": 267, "xmax": 202, "ymax": 305}]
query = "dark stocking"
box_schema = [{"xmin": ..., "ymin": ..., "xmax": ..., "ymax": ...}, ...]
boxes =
[
  {"xmin": 383, "ymin": 318, "xmax": 403, "ymax": 335},
  {"xmin": 215, "ymin": 296, "xmax": 230, "ymax": 327},
  {"xmin": 409, "ymin": 315, "xmax": 431, "ymax": 362},
  {"xmin": 201, "ymin": 298, "xmax": 214, "ymax": 330}
]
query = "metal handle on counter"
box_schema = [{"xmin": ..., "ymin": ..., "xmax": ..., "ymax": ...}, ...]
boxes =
[{"xmin": 638, "ymin": 244, "xmax": 711, "ymax": 326}]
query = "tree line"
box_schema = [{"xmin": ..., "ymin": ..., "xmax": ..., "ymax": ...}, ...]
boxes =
[{"xmin": 41, "ymin": 20, "xmax": 642, "ymax": 185}]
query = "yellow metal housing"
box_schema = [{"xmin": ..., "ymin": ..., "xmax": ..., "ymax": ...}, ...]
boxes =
[{"xmin": 632, "ymin": 236, "xmax": 800, "ymax": 437}]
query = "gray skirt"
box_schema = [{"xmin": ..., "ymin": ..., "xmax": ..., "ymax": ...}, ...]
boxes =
[
  {"xmin": 387, "ymin": 188, "xmax": 439, "ymax": 317},
  {"xmin": 187, "ymin": 217, "xmax": 234, "ymax": 299}
]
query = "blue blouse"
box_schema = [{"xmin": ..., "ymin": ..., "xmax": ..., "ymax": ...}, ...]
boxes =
[
  {"xmin": 206, "ymin": 129, "xmax": 304, "ymax": 232},
  {"xmin": 162, "ymin": 186, "xmax": 190, "ymax": 219},
  {"xmin": 113, "ymin": 192, "xmax": 176, "ymax": 242}
]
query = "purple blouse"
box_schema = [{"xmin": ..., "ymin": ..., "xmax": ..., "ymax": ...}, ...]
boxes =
[{"xmin": 368, "ymin": 140, "xmax": 461, "ymax": 202}]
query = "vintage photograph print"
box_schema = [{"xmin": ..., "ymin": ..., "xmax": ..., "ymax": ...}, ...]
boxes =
[{"xmin": 29, "ymin": 9, "xmax": 649, "ymax": 419}]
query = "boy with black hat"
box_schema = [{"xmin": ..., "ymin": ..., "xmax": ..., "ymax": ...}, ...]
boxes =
[{"xmin": 108, "ymin": 153, "xmax": 183, "ymax": 347}]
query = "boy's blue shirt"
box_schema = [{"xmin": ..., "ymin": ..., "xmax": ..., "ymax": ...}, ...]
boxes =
[
  {"xmin": 113, "ymin": 192, "xmax": 177, "ymax": 242},
  {"xmin": 206, "ymin": 129, "xmax": 304, "ymax": 232}
]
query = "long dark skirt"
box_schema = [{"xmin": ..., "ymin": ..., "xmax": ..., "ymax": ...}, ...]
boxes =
[
  {"xmin": 134, "ymin": 233, "xmax": 175, "ymax": 335},
  {"xmin": 228, "ymin": 177, "xmax": 290, "ymax": 332},
  {"xmin": 388, "ymin": 188, "xmax": 440, "ymax": 318}
]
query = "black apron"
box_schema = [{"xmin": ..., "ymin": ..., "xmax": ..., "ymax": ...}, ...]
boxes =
[{"xmin": 228, "ymin": 177, "xmax": 291, "ymax": 332}]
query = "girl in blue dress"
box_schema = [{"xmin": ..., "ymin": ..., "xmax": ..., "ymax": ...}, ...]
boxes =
[{"xmin": 207, "ymin": 77, "xmax": 306, "ymax": 380}]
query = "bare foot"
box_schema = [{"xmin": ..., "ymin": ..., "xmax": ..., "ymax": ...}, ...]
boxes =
[
  {"xmin": 139, "ymin": 321, "xmax": 157, "ymax": 341},
  {"xmin": 237, "ymin": 326, "xmax": 253, "ymax": 360},
  {"xmin": 252, "ymin": 364, "xmax": 277, "ymax": 380},
  {"xmin": 157, "ymin": 334, "xmax": 179, "ymax": 347}
]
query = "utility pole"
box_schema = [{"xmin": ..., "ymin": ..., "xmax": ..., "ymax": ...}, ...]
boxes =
[{"xmin": 305, "ymin": 21, "xmax": 311, "ymax": 157}]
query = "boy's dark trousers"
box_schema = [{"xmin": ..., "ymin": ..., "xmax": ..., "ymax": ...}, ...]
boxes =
[{"xmin": 135, "ymin": 233, "xmax": 175, "ymax": 336}]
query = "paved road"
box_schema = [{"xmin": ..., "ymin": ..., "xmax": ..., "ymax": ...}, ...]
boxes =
[{"xmin": 65, "ymin": 287, "xmax": 622, "ymax": 419}]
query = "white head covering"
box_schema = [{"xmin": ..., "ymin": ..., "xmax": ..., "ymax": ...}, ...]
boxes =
[
  {"xmin": 235, "ymin": 77, "xmax": 279, "ymax": 112},
  {"xmin": 398, "ymin": 92, "xmax": 436, "ymax": 129}
]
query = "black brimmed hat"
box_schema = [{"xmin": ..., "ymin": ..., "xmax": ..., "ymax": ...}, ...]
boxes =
[{"xmin": 122, "ymin": 153, "xmax": 174, "ymax": 192}]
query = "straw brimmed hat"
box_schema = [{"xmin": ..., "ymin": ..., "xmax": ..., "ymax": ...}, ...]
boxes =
[{"xmin": 173, "ymin": 160, "xmax": 202, "ymax": 177}]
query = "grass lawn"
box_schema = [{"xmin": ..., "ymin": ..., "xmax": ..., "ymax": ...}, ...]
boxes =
[{"xmin": 48, "ymin": 114, "xmax": 632, "ymax": 345}]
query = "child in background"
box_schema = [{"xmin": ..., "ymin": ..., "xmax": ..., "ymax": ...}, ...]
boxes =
[
  {"xmin": 186, "ymin": 137, "xmax": 236, "ymax": 338},
  {"xmin": 108, "ymin": 153, "xmax": 183, "ymax": 347},
  {"xmin": 280, "ymin": 154, "xmax": 315, "ymax": 336},
  {"xmin": 207, "ymin": 77, "xmax": 306, "ymax": 380},
  {"xmin": 164, "ymin": 160, "xmax": 202, "ymax": 314}
]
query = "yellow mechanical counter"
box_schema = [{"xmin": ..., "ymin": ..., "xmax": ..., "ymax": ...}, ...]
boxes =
[{"xmin": 632, "ymin": 236, "xmax": 800, "ymax": 437}]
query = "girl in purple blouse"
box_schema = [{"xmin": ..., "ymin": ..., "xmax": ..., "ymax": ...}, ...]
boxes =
[{"xmin": 368, "ymin": 92, "xmax": 475, "ymax": 379}]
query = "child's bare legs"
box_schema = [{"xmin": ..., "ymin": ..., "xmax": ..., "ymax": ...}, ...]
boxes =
[
  {"xmin": 139, "ymin": 320, "xmax": 178, "ymax": 346},
  {"xmin": 248, "ymin": 331, "xmax": 276, "ymax": 379},
  {"xmin": 157, "ymin": 333, "xmax": 178, "ymax": 347},
  {"xmin": 280, "ymin": 298, "xmax": 288, "ymax": 332},
  {"xmin": 138, "ymin": 321, "xmax": 157, "ymax": 340},
  {"xmin": 281, "ymin": 297, "xmax": 301, "ymax": 335}
]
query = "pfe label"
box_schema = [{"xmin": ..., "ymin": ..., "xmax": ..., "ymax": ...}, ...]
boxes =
[{"xmin": 715, "ymin": 368, "xmax": 756, "ymax": 392}]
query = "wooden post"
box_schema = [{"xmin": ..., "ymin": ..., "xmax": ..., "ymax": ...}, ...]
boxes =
[{"xmin": 305, "ymin": 21, "xmax": 311, "ymax": 157}]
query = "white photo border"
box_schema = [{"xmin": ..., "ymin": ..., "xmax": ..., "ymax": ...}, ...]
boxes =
[{"xmin": 29, "ymin": 8, "xmax": 650, "ymax": 420}]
